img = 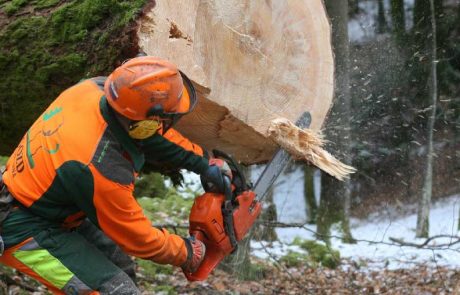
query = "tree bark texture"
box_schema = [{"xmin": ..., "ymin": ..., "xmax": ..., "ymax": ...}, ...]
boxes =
[
  {"xmin": 377, "ymin": 0, "xmax": 388, "ymax": 34},
  {"xmin": 303, "ymin": 165, "xmax": 317, "ymax": 224},
  {"xmin": 416, "ymin": 0, "xmax": 438, "ymax": 238},
  {"xmin": 317, "ymin": 0, "xmax": 354, "ymax": 242},
  {"xmin": 391, "ymin": 0, "xmax": 406, "ymax": 44}
]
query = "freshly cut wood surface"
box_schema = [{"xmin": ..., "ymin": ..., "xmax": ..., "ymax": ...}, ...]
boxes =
[
  {"xmin": 268, "ymin": 118, "xmax": 356, "ymax": 180},
  {"xmin": 137, "ymin": 0, "xmax": 334, "ymax": 164}
]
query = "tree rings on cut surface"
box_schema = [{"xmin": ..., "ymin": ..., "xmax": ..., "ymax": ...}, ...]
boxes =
[{"xmin": 137, "ymin": 0, "xmax": 334, "ymax": 164}]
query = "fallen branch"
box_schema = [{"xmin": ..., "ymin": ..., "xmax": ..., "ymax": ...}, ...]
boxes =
[
  {"xmin": 389, "ymin": 235, "xmax": 460, "ymax": 249},
  {"xmin": 260, "ymin": 220, "xmax": 460, "ymax": 252},
  {"xmin": 152, "ymin": 223, "xmax": 189, "ymax": 235},
  {"xmin": 152, "ymin": 220, "xmax": 460, "ymax": 252}
]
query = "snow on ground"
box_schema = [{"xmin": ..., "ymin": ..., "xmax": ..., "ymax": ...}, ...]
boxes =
[
  {"xmin": 253, "ymin": 194, "xmax": 460, "ymax": 270},
  {"xmin": 251, "ymin": 162, "xmax": 460, "ymax": 270},
  {"xmin": 184, "ymin": 165, "xmax": 460, "ymax": 270},
  {"xmin": 332, "ymin": 194, "xmax": 460, "ymax": 270}
]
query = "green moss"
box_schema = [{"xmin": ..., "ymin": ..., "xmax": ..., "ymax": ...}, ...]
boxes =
[
  {"xmin": 236, "ymin": 261, "xmax": 269, "ymax": 280},
  {"xmin": 137, "ymin": 191, "xmax": 193, "ymax": 228},
  {"xmin": 134, "ymin": 172, "xmax": 168, "ymax": 199},
  {"xmin": 153, "ymin": 285, "xmax": 177, "ymax": 295},
  {"xmin": 279, "ymin": 250, "xmax": 310, "ymax": 267},
  {"xmin": 35, "ymin": 0, "xmax": 61, "ymax": 9},
  {"xmin": 292, "ymin": 238, "xmax": 341, "ymax": 269},
  {"xmin": 0, "ymin": 0, "xmax": 148, "ymax": 155},
  {"xmin": 0, "ymin": 156, "xmax": 8, "ymax": 166},
  {"xmin": 136, "ymin": 177, "xmax": 193, "ymax": 237},
  {"xmin": 137, "ymin": 259, "xmax": 176, "ymax": 294},
  {"xmin": 3, "ymin": 0, "xmax": 31, "ymax": 16},
  {"xmin": 136, "ymin": 258, "xmax": 173, "ymax": 276}
]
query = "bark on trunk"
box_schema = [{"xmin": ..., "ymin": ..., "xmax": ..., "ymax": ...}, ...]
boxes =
[
  {"xmin": 317, "ymin": 0, "xmax": 354, "ymax": 243},
  {"xmin": 391, "ymin": 0, "xmax": 406, "ymax": 44},
  {"xmin": 304, "ymin": 166, "xmax": 318, "ymax": 224},
  {"xmin": 416, "ymin": 0, "xmax": 438, "ymax": 238},
  {"xmin": 377, "ymin": 0, "xmax": 388, "ymax": 34}
]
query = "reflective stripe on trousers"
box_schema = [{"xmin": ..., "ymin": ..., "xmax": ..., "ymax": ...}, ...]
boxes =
[{"xmin": 0, "ymin": 219, "xmax": 140, "ymax": 294}]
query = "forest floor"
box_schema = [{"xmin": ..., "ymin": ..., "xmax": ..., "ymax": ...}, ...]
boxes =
[
  {"xmin": 2, "ymin": 258, "xmax": 459, "ymax": 294},
  {"xmin": 139, "ymin": 262, "xmax": 460, "ymax": 295},
  {"xmin": 1, "ymin": 169, "xmax": 459, "ymax": 294}
]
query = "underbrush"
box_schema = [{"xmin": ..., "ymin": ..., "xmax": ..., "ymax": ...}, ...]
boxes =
[{"xmin": 280, "ymin": 238, "xmax": 341, "ymax": 269}]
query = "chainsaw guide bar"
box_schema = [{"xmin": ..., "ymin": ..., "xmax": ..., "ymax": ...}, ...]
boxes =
[
  {"xmin": 184, "ymin": 112, "xmax": 311, "ymax": 282},
  {"xmin": 253, "ymin": 112, "xmax": 312, "ymax": 201}
]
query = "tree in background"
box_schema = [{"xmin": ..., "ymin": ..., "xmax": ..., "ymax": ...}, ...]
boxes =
[
  {"xmin": 349, "ymin": 0, "xmax": 360, "ymax": 16},
  {"xmin": 317, "ymin": 0, "xmax": 354, "ymax": 244},
  {"xmin": 416, "ymin": 0, "xmax": 439, "ymax": 238},
  {"xmin": 304, "ymin": 166, "xmax": 317, "ymax": 224},
  {"xmin": 377, "ymin": 0, "xmax": 389, "ymax": 34},
  {"xmin": 391, "ymin": 0, "xmax": 406, "ymax": 45}
]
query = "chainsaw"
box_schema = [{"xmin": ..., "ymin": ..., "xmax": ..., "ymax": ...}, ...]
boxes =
[{"xmin": 184, "ymin": 112, "xmax": 311, "ymax": 281}]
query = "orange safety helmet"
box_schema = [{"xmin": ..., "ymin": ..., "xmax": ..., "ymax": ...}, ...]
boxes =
[{"xmin": 104, "ymin": 56, "xmax": 197, "ymax": 121}]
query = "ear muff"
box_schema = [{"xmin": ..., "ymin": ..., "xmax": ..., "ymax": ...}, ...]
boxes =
[{"xmin": 128, "ymin": 120, "xmax": 161, "ymax": 139}]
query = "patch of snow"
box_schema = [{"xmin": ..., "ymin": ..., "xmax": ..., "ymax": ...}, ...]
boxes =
[
  {"xmin": 348, "ymin": 0, "xmax": 415, "ymax": 43},
  {"xmin": 253, "ymin": 194, "xmax": 460, "ymax": 270},
  {"xmin": 250, "ymin": 164, "xmax": 321, "ymax": 223},
  {"xmin": 175, "ymin": 170, "xmax": 203, "ymax": 199},
  {"xmin": 182, "ymin": 159, "xmax": 459, "ymax": 270},
  {"xmin": 349, "ymin": 0, "xmax": 383, "ymax": 43}
]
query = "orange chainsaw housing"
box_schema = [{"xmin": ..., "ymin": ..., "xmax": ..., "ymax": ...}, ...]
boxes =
[{"xmin": 184, "ymin": 190, "xmax": 262, "ymax": 281}]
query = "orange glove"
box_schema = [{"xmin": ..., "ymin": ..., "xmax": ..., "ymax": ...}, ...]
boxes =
[{"xmin": 181, "ymin": 237, "xmax": 206, "ymax": 273}]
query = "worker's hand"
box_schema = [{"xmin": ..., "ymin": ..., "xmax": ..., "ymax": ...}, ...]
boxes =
[
  {"xmin": 200, "ymin": 158, "xmax": 233, "ymax": 193},
  {"xmin": 181, "ymin": 236, "xmax": 206, "ymax": 273}
]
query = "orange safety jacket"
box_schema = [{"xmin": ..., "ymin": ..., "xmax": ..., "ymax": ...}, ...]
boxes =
[{"xmin": 2, "ymin": 78, "xmax": 209, "ymax": 266}]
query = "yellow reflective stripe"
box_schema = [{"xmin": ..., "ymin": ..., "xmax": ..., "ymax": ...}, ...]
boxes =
[{"xmin": 13, "ymin": 249, "xmax": 73, "ymax": 289}]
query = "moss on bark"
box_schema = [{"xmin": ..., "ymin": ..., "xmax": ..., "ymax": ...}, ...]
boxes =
[{"xmin": 0, "ymin": 0, "xmax": 149, "ymax": 155}]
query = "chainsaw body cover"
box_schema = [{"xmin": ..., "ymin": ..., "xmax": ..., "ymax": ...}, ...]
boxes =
[{"xmin": 184, "ymin": 190, "xmax": 262, "ymax": 281}]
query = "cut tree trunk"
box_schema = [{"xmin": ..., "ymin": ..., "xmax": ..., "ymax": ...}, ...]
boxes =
[
  {"xmin": 137, "ymin": 0, "xmax": 334, "ymax": 164},
  {"xmin": 1, "ymin": 0, "xmax": 350, "ymax": 178}
]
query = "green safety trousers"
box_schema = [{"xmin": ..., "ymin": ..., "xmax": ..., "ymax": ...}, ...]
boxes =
[{"xmin": 0, "ymin": 210, "xmax": 140, "ymax": 295}]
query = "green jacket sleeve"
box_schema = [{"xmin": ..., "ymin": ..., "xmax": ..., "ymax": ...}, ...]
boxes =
[{"xmin": 139, "ymin": 129, "xmax": 209, "ymax": 175}]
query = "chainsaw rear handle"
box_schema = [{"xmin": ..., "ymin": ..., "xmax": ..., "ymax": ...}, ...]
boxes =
[{"xmin": 222, "ymin": 174, "xmax": 232, "ymax": 201}]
